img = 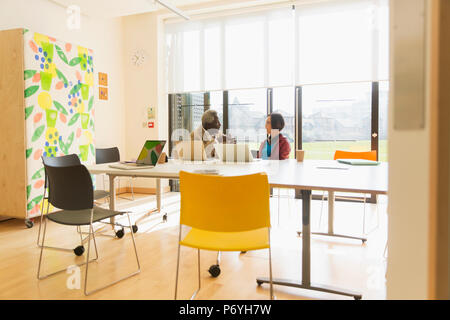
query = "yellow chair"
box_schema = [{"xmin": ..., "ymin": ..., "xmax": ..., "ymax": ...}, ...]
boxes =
[{"xmin": 175, "ymin": 171, "xmax": 274, "ymax": 300}]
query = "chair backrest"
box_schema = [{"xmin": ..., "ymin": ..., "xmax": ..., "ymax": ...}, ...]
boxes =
[
  {"xmin": 42, "ymin": 154, "xmax": 81, "ymax": 167},
  {"xmin": 96, "ymin": 147, "xmax": 120, "ymax": 164},
  {"xmin": 42, "ymin": 154, "xmax": 81, "ymax": 189},
  {"xmin": 334, "ymin": 150, "xmax": 377, "ymax": 161},
  {"xmin": 44, "ymin": 164, "xmax": 94, "ymax": 210},
  {"xmin": 179, "ymin": 171, "xmax": 270, "ymax": 232}
]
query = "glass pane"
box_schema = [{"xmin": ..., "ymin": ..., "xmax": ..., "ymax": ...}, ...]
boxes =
[
  {"xmin": 272, "ymin": 87, "xmax": 295, "ymax": 159},
  {"xmin": 183, "ymin": 30, "xmax": 201, "ymax": 92},
  {"xmin": 297, "ymin": 2, "xmax": 373, "ymax": 84},
  {"xmin": 228, "ymin": 88, "xmax": 267, "ymax": 152},
  {"xmin": 169, "ymin": 92, "xmax": 206, "ymax": 155},
  {"xmin": 204, "ymin": 25, "xmax": 221, "ymax": 91},
  {"xmin": 225, "ymin": 18, "xmax": 264, "ymax": 89},
  {"xmin": 268, "ymin": 10, "xmax": 294, "ymax": 87},
  {"xmin": 377, "ymin": 0, "xmax": 390, "ymax": 80},
  {"xmin": 207, "ymin": 91, "xmax": 224, "ymax": 133},
  {"xmin": 379, "ymin": 81, "xmax": 389, "ymax": 162},
  {"xmin": 302, "ymin": 82, "xmax": 372, "ymax": 160}
]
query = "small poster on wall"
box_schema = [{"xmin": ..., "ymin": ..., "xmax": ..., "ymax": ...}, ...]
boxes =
[
  {"xmin": 99, "ymin": 87, "xmax": 108, "ymax": 100},
  {"xmin": 99, "ymin": 72, "xmax": 108, "ymax": 86},
  {"xmin": 98, "ymin": 72, "xmax": 108, "ymax": 100}
]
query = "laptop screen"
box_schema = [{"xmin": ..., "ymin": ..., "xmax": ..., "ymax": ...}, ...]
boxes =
[{"xmin": 136, "ymin": 140, "xmax": 166, "ymax": 165}]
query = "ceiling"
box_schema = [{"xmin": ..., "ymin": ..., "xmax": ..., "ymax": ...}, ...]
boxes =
[{"xmin": 50, "ymin": 0, "xmax": 218, "ymax": 18}]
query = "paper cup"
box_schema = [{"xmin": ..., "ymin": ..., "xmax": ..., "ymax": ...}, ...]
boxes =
[{"xmin": 296, "ymin": 150, "xmax": 305, "ymax": 162}]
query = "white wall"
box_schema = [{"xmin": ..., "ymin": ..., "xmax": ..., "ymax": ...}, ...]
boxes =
[
  {"xmin": 387, "ymin": 0, "xmax": 432, "ymax": 299},
  {"xmin": 122, "ymin": 12, "xmax": 166, "ymax": 189},
  {"xmin": 0, "ymin": 0, "xmax": 126, "ymax": 157}
]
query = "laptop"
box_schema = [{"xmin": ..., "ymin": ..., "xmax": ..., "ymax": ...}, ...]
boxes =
[
  {"xmin": 109, "ymin": 140, "xmax": 166, "ymax": 170},
  {"xmin": 216, "ymin": 143, "xmax": 254, "ymax": 163}
]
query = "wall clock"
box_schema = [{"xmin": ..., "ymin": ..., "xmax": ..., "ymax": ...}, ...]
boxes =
[{"xmin": 131, "ymin": 49, "xmax": 146, "ymax": 67}]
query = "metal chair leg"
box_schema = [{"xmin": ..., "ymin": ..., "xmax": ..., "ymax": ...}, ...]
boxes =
[
  {"xmin": 36, "ymin": 192, "xmax": 46, "ymax": 247},
  {"xmin": 37, "ymin": 215, "xmax": 99, "ymax": 280},
  {"xmin": 216, "ymin": 251, "xmax": 221, "ymax": 265},
  {"xmin": 319, "ymin": 191, "xmax": 326, "ymax": 228},
  {"xmin": 190, "ymin": 249, "xmax": 201, "ymax": 300},
  {"xmin": 37, "ymin": 204, "xmax": 49, "ymax": 280},
  {"xmin": 84, "ymin": 211, "xmax": 94, "ymax": 296},
  {"xmin": 84, "ymin": 212, "xmax": 140, "ymax": 296},
  {"xmin": 175, "ymin": 225, "xmax": 182, "ymax": 300},
  {"xmin": 36, "ymin": 199, "xmax": 72, "ymax": 252},
  {"xmin": 277, "ymin": 188, "xmax": 280, "ymax": 226},
  {"xmin": 362, "ymin": 194, "xmax": 366, "ymax": 234},
  {"xmin": 130, "ymin": 178, "xmax": 135, "ymax": 201},
  {"xmin": 268, "ymin": 229, "xmax": 274, "ymax": 300},
  {"xmin": 84, "ymin": 211, "xmax": 141, "ymax": 296},
  {"xmin": 126, "ymin": 212, "xmax": 141, "ymax": 270}
]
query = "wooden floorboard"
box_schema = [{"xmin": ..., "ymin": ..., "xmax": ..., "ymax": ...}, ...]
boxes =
[{"xmin": 0, "ymin": 192, "xmax": 388, "ymax": 300}]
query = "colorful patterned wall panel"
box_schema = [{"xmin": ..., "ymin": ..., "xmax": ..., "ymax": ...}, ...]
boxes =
[{"xmin": 23, "ymin": 30, "xmax": 95, "ymax": 217}]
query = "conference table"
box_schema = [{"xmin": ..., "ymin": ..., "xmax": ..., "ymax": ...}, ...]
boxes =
[{"xmin": 87, "ymin": 159, "xmax": 388, "ymax": 300}]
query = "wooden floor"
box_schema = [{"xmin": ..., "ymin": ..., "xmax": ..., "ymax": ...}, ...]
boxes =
[{"xmin": 0, "ymin": 191, "xmax": 388, "ymax": 300}]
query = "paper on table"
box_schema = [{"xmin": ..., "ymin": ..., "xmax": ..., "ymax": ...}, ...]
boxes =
[
  {"xmin": 192, "ymin": 169, "xmax": 221, "ymax": 175},
  {"xmin": 316, "ymin": 166, "xmax": 349, "ymax": 170}
]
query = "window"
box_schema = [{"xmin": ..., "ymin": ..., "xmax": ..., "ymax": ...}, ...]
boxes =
[
  {"xmin": 228, "ymin": 88, "xmax": 267, "ymax": 151},
  {"xmin": 297, "ymin": 2, "xmax": 373, "ymax": 85},
  {"xmin": 206, "ymin": 90, "xmax": 224, "ymax": 132},
  {"xmin": 225, "ymin": 18, "xmax": 265, "ymax": 89},
  {"xmin": 379, "ymin": 81, "xmax": 389, "ymax": 162},
  {"xmin": 169, "ymin": 92, "xmax": 206, "ymax": 156},
  {"xmin": 166, "ymin": 0, "xmax": 390, "ymax": 165},
  {"xmin": 302, "ymin": 83, "xmax": 372, "ymax": 160},
  {"xmin": 272, "ymin": 87, "xmax": 295, "ymax": 159}
]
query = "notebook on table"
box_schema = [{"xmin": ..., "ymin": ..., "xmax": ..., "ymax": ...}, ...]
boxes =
[
  {"xmin": 337, "ymin": 159, "xmax": 380, "ymax": 166},
  {"xmin": 109, "ymin": 140, "xmax": 166, "ymax": 170}
]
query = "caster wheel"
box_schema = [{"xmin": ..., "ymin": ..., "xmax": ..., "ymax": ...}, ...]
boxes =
[
  {"xmin": 25, "ymin": 219, "xmax": 34, "ymax": 229},
  {"xmin": 354, "ymin": 296, "xmax": 362, "ymax": 300},
  {"xmin": 362, "ymin": 240, "xmax": 367, "ymax": 244},
  {"xmin": 240, "ymin": 251, "xmax": 247, "ymax": 254},
  {"xmin": 132, "ymin": 225, "xmax": 138, "ymax": 233},
  {"xmin": 256, "ymin": 280, "xmax": 263, "ymax": 286},
  {"xmin": 74, "ymin": 245, "xmax": 85, "ymax": 256},
  {"xmin": 116, "ymin": 228, "xmax": 125, "ymax": 239},
  {"xmin": 208, "ymin": 264, "xmax": 221, "ymax": 278},
  {"xmin": 162, "ymin": 214, "xmax": 168, "ymax": 223}
]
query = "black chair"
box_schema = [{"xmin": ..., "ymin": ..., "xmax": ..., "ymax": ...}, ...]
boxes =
[
  {"xmin": 96, "ymin": 147, "xmax": 135, "ymax": 201},
  {"xmin": 37, "ymin": 164, "xmax": 140, "ymax": 295},
  {"xmin": 37, "ymin": 155, "xmax": 85, "ymax": 255},
  {"xmin": 37, "ymin": 155, "xmax": 112, "ymax": 255},
  {"xmin": 43, "ymin": 154, "xmax": 110, "ymax": 202}
]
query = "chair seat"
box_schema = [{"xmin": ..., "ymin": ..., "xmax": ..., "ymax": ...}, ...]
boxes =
[
  {"xmin": 94, "ymin": 189, "xmax": 110, "ymax": 200},
  {"xmin": 180, "ymin": 227, "xmax": 270, "ymax": 252},
  {"xmin": 47, "ymin": 206, "xmax": 126, "ymax": 226}
]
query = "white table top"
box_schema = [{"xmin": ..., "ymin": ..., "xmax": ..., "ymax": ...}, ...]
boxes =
[{"xmin": 87, "ymin": 159, "xmax": 388, "ymax": 194}]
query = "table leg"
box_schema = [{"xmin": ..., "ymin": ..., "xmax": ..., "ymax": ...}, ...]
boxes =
[
  {"xmin": 134, "ymin": 178, "xmax": 167, "ymax": 226},
  {"xmin": 328, "ymin": 191, "xmax": 334, "ymax": 235},
  {"xmin": 109, "ymin": 174, "xmax": 116, "ymax": 229},
  {"xmin": 156, "ymin": 178, "xmax": 161, "ymax": 212},
  {"xmin": 157, "ymin": 178, "xmax": 168, "ymax": 222},
  {"xmin": 298, "ymin": 190, "xmax": 367, "ymax": 243},
  {"xmin": 257, "ymin": 189, "xmax": 362, "ymax": 300}
]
